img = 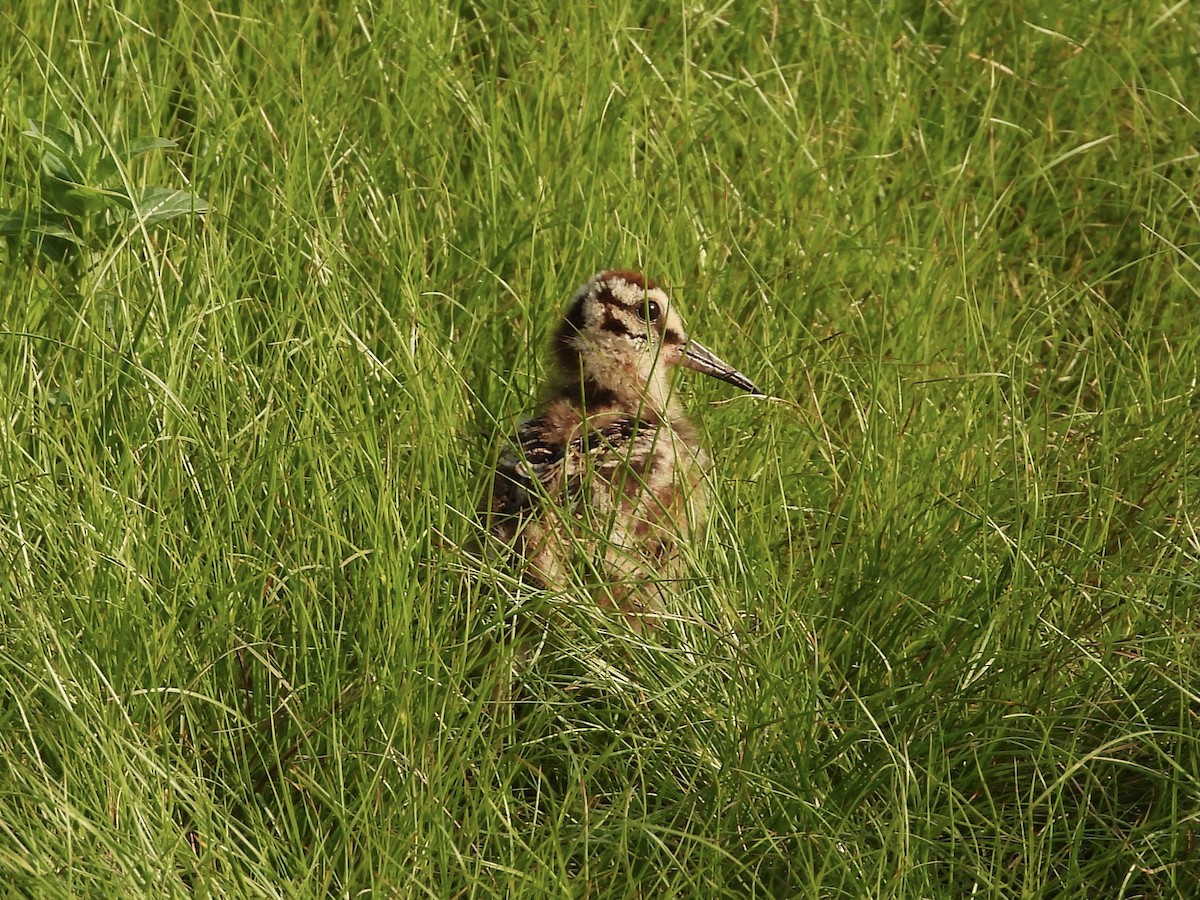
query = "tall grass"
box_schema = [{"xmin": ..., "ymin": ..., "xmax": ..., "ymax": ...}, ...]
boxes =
[{"xmin": 2, "ymin": 1, "xmax": 1197, "ymax": 895}]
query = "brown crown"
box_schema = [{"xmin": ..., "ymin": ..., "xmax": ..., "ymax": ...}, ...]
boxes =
[{"xmin": 596, "ymin": 270, "xmax": 660, "ymax": 291}]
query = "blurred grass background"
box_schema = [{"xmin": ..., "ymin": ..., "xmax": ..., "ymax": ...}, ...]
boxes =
[{"xmin": 1, "ymin": 1, "xmax": 1198, "ymax": 895}]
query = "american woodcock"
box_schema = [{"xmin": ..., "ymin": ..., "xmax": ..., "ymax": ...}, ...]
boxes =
[{"xmin": 482, "ymin": 270, "xmax": 761, "ymax": 628}]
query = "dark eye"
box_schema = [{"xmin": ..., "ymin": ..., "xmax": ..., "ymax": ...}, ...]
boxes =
[{"xmin": 644, "ymin": 299, "xmax": 661, "ymax": 323}]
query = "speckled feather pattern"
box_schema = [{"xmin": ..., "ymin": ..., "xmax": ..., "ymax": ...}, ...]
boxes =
[{"xmin": 481, "ymin": 271, "xmax": 759, "ymax": 627}]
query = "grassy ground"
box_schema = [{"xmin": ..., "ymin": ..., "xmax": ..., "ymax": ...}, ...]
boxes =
[{"xmin": 2, "ymin": 1, "xmax": 1198, "ymax": 896}]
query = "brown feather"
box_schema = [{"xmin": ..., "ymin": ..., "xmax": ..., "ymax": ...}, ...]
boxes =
[{"xmin": 481, "ymin": 271, "xmax": 758, "ymax": 629}]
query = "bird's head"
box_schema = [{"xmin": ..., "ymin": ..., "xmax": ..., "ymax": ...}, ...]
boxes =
[{"xmin": 552, "ymin": 270, "xmax": 760, "ymax": 415}]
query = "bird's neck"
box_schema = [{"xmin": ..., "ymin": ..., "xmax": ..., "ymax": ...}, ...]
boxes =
[{"xmin": 553, "ymin": 368, "xmax": 682, "ymax": 423}]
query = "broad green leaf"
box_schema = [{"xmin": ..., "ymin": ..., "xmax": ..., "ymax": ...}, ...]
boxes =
[
  {"xmin": 39, "ymin": 147, "xmax": 86, "ymax": 184},
  {"xmin": 45, "ymin": 182, "xmax": 113, "ymax": 219},
  {"xmin": 116, "ymin": 136, "xmax": 177, "ymax": 161},
  {"xmin": 0, "ymin": 208, "xmax": 27, "ymax": 235},
  {"xmin": 0, "ymin": 207, "xmax": 81, "ymax": 243},
  {"xmin": 78, "ymin": 142, "xmax": 106, "ymax": 178},
  {"xmin": 30, "ymin": 222, "xmax": 83, "ymax": 244},
  {"xmin": 23, "ymin": 118, "xmax": 79, "ymax": 159},
  {"xmin": 121, "ymin": 186, "xmax": 210, "ymax": 227},
  {"xmin": 38, "ymin": 153, "xmax": 68, "ymax": 181},
  {"xmin": 94, "ymin": 137, "xmax": 179, "ymax": 181},
  {"xmin": 25, "ymin": 118, "xmax": 99, "ymax": 183},
  {"xmin": 69, "ymin": 117, "xmax": 93, "ymax": 151}
]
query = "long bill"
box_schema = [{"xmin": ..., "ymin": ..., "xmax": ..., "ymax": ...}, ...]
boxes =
[{"xmin": 682, "ymin": 339, "xmax": 763, "ymax": 395}]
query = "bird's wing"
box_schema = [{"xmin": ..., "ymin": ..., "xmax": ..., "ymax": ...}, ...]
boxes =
[
  {"xmin": 485, "ymin": 415, "xmax": 662, "ymax": 527},
  {"xmin": 484, "ymin": 416, "xmax": 565, "ymax": 535},
  {"xmin": 486, "ymin": 412, "xmax": 683, "ymax": 551},
  {"xmin": 571, "ymin": 416, "xmax": 661, "ymax": 483}
]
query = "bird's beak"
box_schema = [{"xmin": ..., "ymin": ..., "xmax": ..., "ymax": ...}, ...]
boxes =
[{"xmin": 682, "ymin": 339, "xmax": 762, "ymax": 395}]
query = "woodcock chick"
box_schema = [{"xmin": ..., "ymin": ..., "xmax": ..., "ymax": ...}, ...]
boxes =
[{"xmin": 482, "ymin": 270, "xmax": 761, "ymax": 628}]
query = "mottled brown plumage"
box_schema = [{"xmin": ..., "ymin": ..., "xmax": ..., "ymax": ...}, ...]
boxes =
[{"xmin": 482, "ymin": 270, "xmax": 760, "ymax": 628}]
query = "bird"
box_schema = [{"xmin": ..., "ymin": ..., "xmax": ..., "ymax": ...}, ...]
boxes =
[{"xmin": 480, "ymin": 270, "xmax": 761, "ymax": 630}]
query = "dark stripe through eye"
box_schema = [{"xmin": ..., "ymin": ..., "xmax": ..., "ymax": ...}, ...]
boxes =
[{"xmin": 600, "ymin": 313, "xmax": 630, "ymax": 336}]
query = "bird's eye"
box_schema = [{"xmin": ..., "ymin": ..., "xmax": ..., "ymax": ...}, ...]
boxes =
[{"xmin": 644, "ymin": 300, "xmax": 661, "ymax": 323}]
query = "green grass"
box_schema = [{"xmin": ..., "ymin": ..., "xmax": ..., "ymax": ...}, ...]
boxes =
[{"xmin": 2, "ymin": 0, "xmax": 1198, "ymax": 895}]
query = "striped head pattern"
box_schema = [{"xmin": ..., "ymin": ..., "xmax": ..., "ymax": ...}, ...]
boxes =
[{"xmin": 552, "ymin": 270, "xmax": 760, "ymax": 414}]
